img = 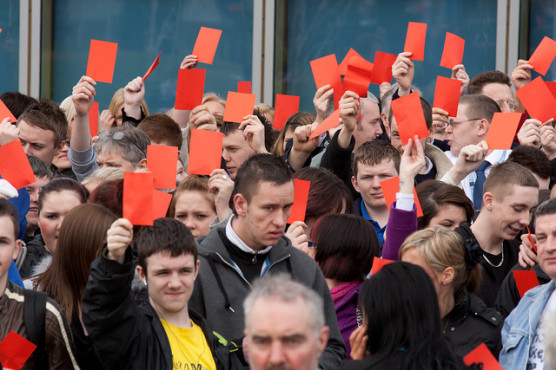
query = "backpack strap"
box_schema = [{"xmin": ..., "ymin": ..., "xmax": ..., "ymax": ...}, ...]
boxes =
[{"xmin": 23, "ymin": 289, "xmax": 48, "ymax": 370}]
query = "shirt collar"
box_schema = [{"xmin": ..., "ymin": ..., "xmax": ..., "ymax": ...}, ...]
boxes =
[{"xmin": 226, "ymin": 216, "xmax": 273, "ymax": 255}]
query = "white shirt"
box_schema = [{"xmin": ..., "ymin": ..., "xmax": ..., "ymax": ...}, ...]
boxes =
[{"xmin": 527, "ymin": 289, "xmax": 556, "ymax": 369}]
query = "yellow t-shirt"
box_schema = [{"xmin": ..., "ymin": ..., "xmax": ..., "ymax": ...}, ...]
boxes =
[{"xmin": 160, "ymin": 319, "xmax": 217, "ymax": 370}]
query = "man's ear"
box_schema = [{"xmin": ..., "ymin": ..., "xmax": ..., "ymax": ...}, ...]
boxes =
[
  {"xmin": 317, "ymin": 326, "xmax": 330, "ymax": 357},
  {"xmin": 136, "ymin": 158, "xmax": 147, "ymax": 169},
  {"xmin": 136, "ymin": 265, "xmax": 147, "ymax": 284},
  {"xmin": 194, "ymin": 259, "xmax": 200, "ymax": 280},
  {"xmin": 477, "ymin": 118, "xmax": 489, "ymax": 137},
  {"xmin": 382, "ymin": 113, "xmax": 391, "ymax": 137},
  {"xmin": 351, "ymin": 176, "xmax": 361, "ymax": 193},
  {"xmin": 12, "ymin": 239, "xmax": 22, "ymax": 260},
  {"xmin": 233, "ymin": 193, "xmax": 248, "ymax": 217},
  {"xmin": 483, "ymin": 191, "xmax": 494, "ymax": 211}
]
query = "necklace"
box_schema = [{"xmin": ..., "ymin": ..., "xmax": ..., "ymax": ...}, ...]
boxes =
[{"xmin": 482, "ymin": 246, "xmax": 504, "ymax": 268}]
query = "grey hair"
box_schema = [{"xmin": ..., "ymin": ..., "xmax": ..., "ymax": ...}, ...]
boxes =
[
  {"xmin": 94, "ymin": 124, "xmax": 150, "ymax": 167},
  {"xmin": 360, "ymin": 92, "xmax": 379, "ymax": 119},
  {"xmin": 244, "ymin": 274, "xmax": 325, "ymax": 337},
  {"xmin": 535, "ymin": 198, "xmax": 556, "ymax": 220}
]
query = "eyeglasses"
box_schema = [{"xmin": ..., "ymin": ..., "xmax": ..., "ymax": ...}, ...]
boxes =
[
  {"xmin": 495, "ymin": 99, "xmax": 519, "ymax": 112},
  {"xmin": 436, "ymin": 118, "xmax": 482, "ymax": 130}
]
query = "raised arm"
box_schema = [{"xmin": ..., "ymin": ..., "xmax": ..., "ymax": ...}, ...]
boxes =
[{"xmin": 71, "ymin": 76, "xmax": 96, "ymax": 151}]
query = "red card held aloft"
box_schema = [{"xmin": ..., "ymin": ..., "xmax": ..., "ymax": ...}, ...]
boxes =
[
  {"xmin": 88, "ymin": 102, "xmax": 99, "ymax": 137},
  {"xmin": 153, "ymin": 189, "xmax": 173, "ymax": 219},
  {"xmin": 463, "ymin": 343, "xmax": 503, "ymax": 370},
  {"xmin": 516, "ymin": 76, "xmax": 556, "ymax": 122},
  {"xmin": 309, "ymin": 109, "xmax": 341, "ymax": 140},
  {"xmin": 274, "ymin": 94, "xmax": 300, "ymax": 130},
  {"xmin": 0, "ymin": 99, "xmax": 17, "ymax": 122},
  {"xmin": 391, "ymin": 92, "xmax": 429, "ymax": 145},
  {"xmin": 123, "ymin": 172, "xmax": 154, "ymax": 226},
  {"xmin": 310, "ymin": 54, "xmax": 344, "ymax": 109},
  {"xmin": 433, "ymin": 76, "xmax": 461, "ymax": 117},
  {"xmin": 513, "ymin": 270, "xmax": 540, "ymax": 298},
  {"xmin": 143, "ymin": 51, "xmax": 162, "ymax": 81},
  {"xmin": 485, "ymin": 112, "xmax": 522, "ymax": 150},
  {"xmin": 0, "ymin": 331, "xmax": 37, "ymax": 370},
  {"xmin": 528, "ymin": 36, "xmax": 556, "ymax": 76},
  {"xmin": 370, "ymin": 51, "xmax": 397, "ymax": 85},
  {"xmin": 0, "ymin": 140, "xmax": 36, "ymax": 189},
  {"xmin": 188, "ymin": 129, "xmax": 223, "ymax": 176},
  {"xmin": 238, "ymin": 81, "xmax": 252, "ymax": 94},
  {"xmin": 440, "ymin": 32, "xmax": 465, "ymax": 69},
  {"xmin": 287, "ymin": 179, "xmax": 311, "ymax": 224},
  {"xmin": 175, "ymin": 68, "xmax": 206, "ymax": 110},
  {"xmin": 192, "ymin": 27, "xmax": 222, "ymax": 65},
  {"xmin": 86, "ymin": 39, "xmax": 118, "ymax": 83},
  {"xmin": 147, "ymin": 145, "xmax": 178, "ymax": 189},
  {"xmin": 343, "ymin": 55, "xmax": 374, "ymax": 97},
  {"xmin": 404, "ymin": 22, "xmax": 427, "ymax": 61},
  {"xmin": 223, "ymin": 91, "xmax": 256, "ymax": 124},
  {"xmin": 339, "ymin": 48, "xmax": 363, "ymax": 76},
  {"xmin": 370, "ymin": 257, "xmax": 394, "ymax": 276},
  {"xmin": 380, "ymin": 176, "xmax": 423, "ymax": 217}
]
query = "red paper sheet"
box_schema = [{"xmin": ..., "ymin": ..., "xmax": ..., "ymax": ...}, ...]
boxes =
[
  {"xmin": 0, "ymin": 331, "xmax": 37, "ymax": 370},
  {"xmin": 192, "ymin": 27, "xmax": 222, "ymax": 65},
  {"xmin": 223, "ymin": 91, "xmax": 256, "ymax": 124},
  {"xmin": 88, "ymin": 102, "xmax": 99, "ymax": 137},
  {"xmin": 513, "ymin": 270, "xmax": 540, "ymax": 298},
  {"xmin": 516, "ymin": 76, "xmax": 556, "ymax": 123},
  {"xmin": 147, "ymin": 145, "xmax": 178, "ymax": 189},
  {"xmin": 370, "ymin": 51, "xmax": 397, "ymax": 85},
  {"xmin": 391, "ymin": 92, "xmax": 429, "ymax": 145},
  {"xmin": 237, "ymin": 81, "xmax": 252, "ymax": 94},
  {"xmin": 123, "ymin": 172, "xmax": 154, "ymax": 226},
  {"xmin": 86, "ymin": 39, "xmax": 118, "ymax": 83},
  {"xmin": 310, "ymin": 54, "xmax": 344, "ymax": 109},
  {"xmin": 528, "ymin": 36, "xmax": 556, "ymax": 76},
  {"xmin": 143, "ymin": 51, "xmax": 162, "ymax": 81},
  {"xmin": 309, "ymin": 109, "xmax": 341, "ymax": 140},
  {"xmin": 433, "ymin": 76, "xmax": 461, "ymax": 117},
  {"xmin": 485, "ymin": 112, "xmax": 522, "ymax": 150},
  {"xmin": 0, "ymin": 140, "xmax": 36, "ymax": 189},
  {"xmin": 404, "ymin": 22, "xmax": 427, "ymax": 61},
  {"xmin": 153, "ymin": 189, "xmax": 173, "ymax": 219},
  {"xmin": 546, "ymin": 81, "xmax": 556, "ymax": 100},
  {"xmin": 175, "ymin": 69, "xmax": 206, "ymax": 110},
  {"xmin": 0, "ymin": 99, "xmax": 17, "ymax": 122},
  {"xmin": 463, "ymin": 343, "xmax": 503, "ymax": 370},
  {"xmin": 370, "ymin": 257, "xmax": 394, "ymax": 276},
  {"xmin": 287, "ymin": 179, "xmax": 311, "ymax": 224},
  {"xmin": 440, "ymin": 32, "xmax": 465, "ymax": 69},
  {"xmin": 380, "ymin": 176, "xmax": 423, "ymax": 217},
  {"xmin": 188, "ymin": 129, "xmax": 223, "ymax": 176},
  {"xmin": 343, "ymin": 55, "xmax": 374, "ymax": 97},
  {"xmin": 273, "ymin": 94, "xmax": 300, "ymax": 130},
  {"xmin": 339, "ymin": 48, "xmax": 363, "ymax": 76}
]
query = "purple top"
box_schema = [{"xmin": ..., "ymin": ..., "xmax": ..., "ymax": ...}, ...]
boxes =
[
  {"xmin": 331, "ymin": 281, "xmax": 362, "ymax": 359},
  {"xmin": 381, "ymin": 202, "xmax": 418, "ymax": 260}
]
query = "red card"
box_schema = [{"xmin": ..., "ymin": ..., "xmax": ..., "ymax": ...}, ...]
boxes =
[
  {"xmin": 0, "ymin": 331, "xmax": 37, "ymax": 370},
  {"xmin": 529, "ymin": 36, "xmax": 556, "ymax": 76},
  {"xmin": 404, "ymin": 22, "xmax": 427, "ymax": 61},
  {"xmin": 143, "ymin": 51, "xmax": 161, "ymax": 81},
  {"xmin": 0, "ymin": 99, "xmax": 17, "ymax": 122},
  {"xmin": 287, "ymin": 179, "xmax": 311, "ymax": 224},
  {"xmin": 433, "ymin": 76, "xmax": 461, "ymax": 117},
  {"xmin": 147, "ymin": 145, "xmax": 178, "ymax": 189},
  {"xmin": 273, "ymin": 94, "xmax": 300, "ymax": 130},
  {"xmin": 440, "ymin": 32, "xmax": 465, "ymax": 69},
  {"xmin": 0, "ymin": 28, "xmax": 2, "ymax": 34},
  {"xmin": 370, "ymin": 51, "xmax": 397, "ymax": 85},
  {"xmin": 123, "ymin": 172, "xmax": 154, "ymax": 226},
  {"xmin": 192, "ymin": 27, "xmax": 222, "ymax": 65},
  {"xmin": 546, "ymin": 81, "xmax": 556, "ymax": 100},
  {"xmin": 463, "ymin": 343, "xmax": 503, "ymax": 370},
  {"xmin": 238, "ymin": 81, "xmax": 252, "ymax": 94},
  {"xmin": 188, "ymin": 129, "xmax": 223, "ymax": 175},
  {"xmin": 85, "ymin": 39, "xmax": 118, "ymax": 83},
  {"xmin": 380, "ymin": 176, "xmax": 423, "ymax": 217},
  {"xmin": 370, "ymin": 257, "xmax": 394, "ymax": 276},
  {"xmin": 223, "ymin": 91, "xmax": 256, "ymax": 124},
  {"xmin": 0, "ymin": 140, "xmax": 36, "ymax": 189},
  {"xmin": 516, "ymin": 76, "xmax": 556, "ymax": 122},
  {"xmin": 310, "ymin": 54, "xmax": 344, "ymax": 109},
  {"xmin": 175, "ymin": 69, "xmax": 206, "ymax": 110},
  {"xmin": 153, "ymin": 189, "xmax": 173, "ymax": 219},
  {"xmin": 309, "ymin": 109, "xmax": 341, "ymax": 140},
  {"xmin": 88, "ymin": 102, "xmax": 99, "ymax": 137},
  {"xmin": 391, "ymin": 92, "xmax": 429, "ymax": 145},
  {"xmin": 339, "ymin": 48, "xmax": 363, "ymax": 76},
  {"xmin": 343, "ymin": 55, "xmax": 374, "ymax": 97},
  {"xmin": 513, "ymin": 270, "xmax": 540, "ymax": 298},
  {"xmin": 485, "ymin": 112, "xmax": 522, "ymax": 150}
]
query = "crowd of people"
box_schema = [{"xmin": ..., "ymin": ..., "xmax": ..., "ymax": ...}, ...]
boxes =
[{"xmin": 1, "ymin": 39, "xmax": 556, "ymax": 370}]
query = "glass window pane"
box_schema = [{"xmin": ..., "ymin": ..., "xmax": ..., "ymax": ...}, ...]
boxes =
[
  {"xmin": 0, "ymin": 1, "xmax": 20, "ymax": 93},
  {"xmin": 529, "ymin": 0, "xmax": 556, "ymax": 82}
]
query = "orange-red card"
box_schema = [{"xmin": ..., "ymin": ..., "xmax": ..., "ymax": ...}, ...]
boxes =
[
  {"xmin": 147, "ymin": 145, "xmax": 178, "ymax": 189},
  {"xmin": 175, "ymin": 68, "xmax": 205, "ymax": 110},
  {"xmin": 370, "ymin": 257, "xmax": 394, "ymax": 276},
  {"xmin": 88, "ymin": 102, "xmax": 99, "ymax": 137},
  {"xmin": 310, "ymin": 54, "xmax": 344, "ymax": 109},
  {"xmin": 463, "ymin": 343, "xmax": 502, "ymax": 370},
  {"xmin": 287, "ymin": 179, "xmax": 311, "ymax": 224},
  {"xmin": 391, "ymin": 92, "xmax": 429, "ymax": 145},
  {"xmin": 238, "ymin": 81, "xmax": 252, "ymax": 94},
  {"xmin": 440, "ymin": 32, "xmax": 465, "ymax": 69},
  {"xmin": 380, "ymin": 176, "xmax": 423, "ymax": 217},
  {"xmin": 123, "ymin": 172, "xmax": 154, "ymax": 226},
  {"xmin": 143, "ymin": 51, "xmax": 161, "ymax": 81},
  {"xmin": 86, "ymin": 39, "xmax": 118, "ymax": 83},
  {"xmin": 223, "ymin": 91, "xmax": 256, "ymax": 124},
  {"xmin": 516, "ymin": 76, "xmax": 556, "ymax": 122},
  {"xmin": 485, "ymin": 112, "xmax": 522, "ymax": 150},
  {"xmin": 0, "ymin": 140, "xmax": 36, "ymax": 189},
  {"xmin": 153, "ymin": 189, "xmax": 173, "ymax": 219},
  {"xmin": 529, "ymin": 36, "xmax": 556, "ymax": 76},
  {"xmin": 274, "ymin": 94, "xmax": 300, "ymax": 130},
  {"xmin": 433, "ymin": 76, "xmax": 461, "ymax": 117},
  {"xmin": 370, "ymin": 51, "xmax": 397, "ymax": 85},
  {"xmin": 309, "ymin": 109, "xmax": 341, "ymax": 140},
  {"xmin": 0, "ymin": 99, "xmax": 16, "ymax": 122},
  {"xmin": 404, "ymin": 22, "xmax": 427, "ymax": 61},
  {"xmin": 343, "ymin": 54, "xmax": 374, "ymax": 97},
  {"xmin": 188, "ymin": 129, "xmax": 223, "ymax": 175},
  {"xmin": 0, "ymin": 331, "xmax": 37, "ymax": 370},
  {"xmin": 339, "ymin": 48, "xmax": 363, "ymax": 76},
  {"xmin": 192, "ymin": 27, "xmax": 222, "ymax": 64},
  {"xmin": 513, "ymin": 270, "xmax": 540, "ymax": 298}
]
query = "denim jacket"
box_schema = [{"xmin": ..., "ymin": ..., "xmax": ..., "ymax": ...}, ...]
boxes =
[{"xmin": 499, "ymin": 280, "xmax": 555, "ymax": 370}]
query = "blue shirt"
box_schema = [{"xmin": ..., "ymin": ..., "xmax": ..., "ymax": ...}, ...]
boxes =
[{"xmin": 360, "ymin": 199, "xmax": 386, "ymax": 245}]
